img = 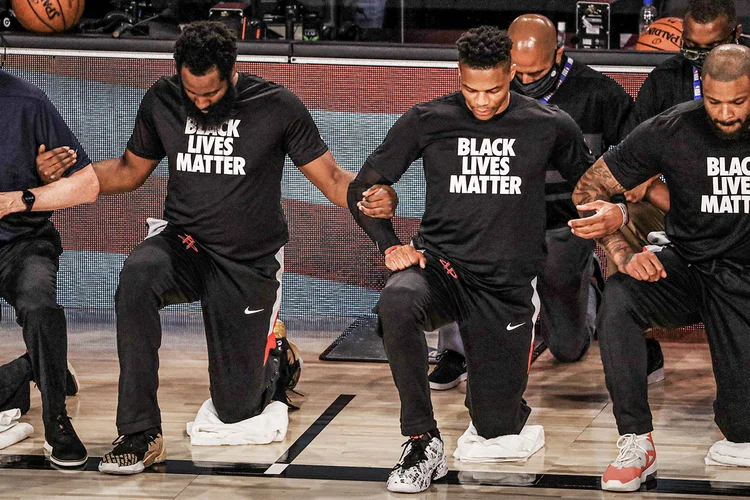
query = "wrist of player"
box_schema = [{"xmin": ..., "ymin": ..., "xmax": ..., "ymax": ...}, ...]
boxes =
[{"xmin": 616, "ymin": 203, "xmax": 629, "ymax": 227}]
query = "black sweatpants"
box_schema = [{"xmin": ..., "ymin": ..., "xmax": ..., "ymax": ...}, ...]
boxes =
[
  {"xmin": 115, "ymin": 223, "xmax": 282, "ymax": 436},
  {"xmin": 378, "ymin": 251, "xmax": 539, "ymax": 438},
  {"xmin": 598, "ymin": 247, "xmax": 750, "ymax": 442},
  {"xmin": 538, "ymin": 226, "xmax": 597, "ymax": 362},
  {"xmin": 0, "ymin": 236, "xmax": 67, "ymax": 440},
  {"xmin": 436, "ymin": 227, "xmax": 598, "ymax": 363}
]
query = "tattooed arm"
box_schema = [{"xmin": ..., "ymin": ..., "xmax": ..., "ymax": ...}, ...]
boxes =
[{"xmin": 571, "ymin": 157, "xmax": 666, "ymax": 281}]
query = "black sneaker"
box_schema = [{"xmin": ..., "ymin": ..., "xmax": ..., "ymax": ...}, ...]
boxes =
[
  {"xmin": 428, "ymin": 350, "xmax": 467, "ymax": 390},
  {"xmin": 269, "ymin": 320, "xmax": 303, "ymax": 406},
  {"xmin": 387, "ymin": 432, "xmax": 448, "ymax": 493},
  {"xmin": 646, "ymin": 338, "xmax": 665, "ymax": 384},
  {"xmin": 44, "ymin": 412, "xmax": 88, "ymax": 467},
  {"xmin": 98, "ymin": 430, "xmax": 166, "ymax": 475}
]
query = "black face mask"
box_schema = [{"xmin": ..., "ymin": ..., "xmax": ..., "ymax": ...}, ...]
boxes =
[
  {"xmin": 681, "ymin": 30, "xmax": 739, "ymax": 72},
  {"xmin": 681, "ymin": 46, "xmax": 711, "ymax": 71},
  {"xmin": 514, "ymin": 57, "xmax": 562, "ymax": 99}
]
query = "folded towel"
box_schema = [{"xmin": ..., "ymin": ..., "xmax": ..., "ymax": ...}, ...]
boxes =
[
  {"xmin": 453, "ymin": 422, "xmax": 544, "ymax": 462},
  {"xmin": 705, "ymin": 439, "xmax": 750, "ymax": 467},
  {"xmin": 0, "ymin": 408, "xmax": 22, "ymax": 432},
  {"xmin": 186, "ymin": 399, "xmax": 288, "ymax": 446},
  {"xmin": 0, "ymin": 409, "xmax": 33, "ymax": 451}
]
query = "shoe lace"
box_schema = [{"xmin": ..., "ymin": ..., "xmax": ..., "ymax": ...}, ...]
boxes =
[
  {"xmin": 110, "ymin": 431, "xmax": 157, "ymax": 453},
  {"xmin": 397, "ymin": 435, "xmax": 430, "ymax": 470},
  {"xmin": 614, "ymin": 434, "xmax": 648, "ymax": 467},
  {"xmin": 56, "ymin": 413, "xmax": 74, "ymax": 437}
]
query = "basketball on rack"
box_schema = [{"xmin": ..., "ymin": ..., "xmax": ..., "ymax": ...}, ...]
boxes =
[
  {"xmin": 636, "ymin": 17, "xmax": 683, "ymax": 51},
  {"xmin": 11, "ymin": 0, "xmax": 85, "ymax": 33}
]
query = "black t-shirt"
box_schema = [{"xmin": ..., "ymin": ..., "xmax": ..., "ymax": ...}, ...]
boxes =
[
  {"xmin": 604, "ymin": 99, "xmax": 750, "ymax": 264},
  {"xmin": 365, "ymin": 91, "xmax": 594, "ymax": 285},
  {"xmin": 128, "ymin": 73, "xmax": 328, "ymax": 261},
  {"xmin": 0, "ymin": 70, "xmax": 90, "ymax": 247},
  {"xmin": 512, "ymin": 58, "xmax": 632, "ymax": 229},
  {"xmin": 623, "ymin": 54, "xmax": 696, "ymax": 136}
]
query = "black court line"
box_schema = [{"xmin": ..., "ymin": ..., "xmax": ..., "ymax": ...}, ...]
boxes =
[
  {"xmin": 274, "ymin": 394, "xmax": 356, "ymax": 465},
  {"xmin": 3, "ymin": 454, "xmax": 750, "ymax": 496}
]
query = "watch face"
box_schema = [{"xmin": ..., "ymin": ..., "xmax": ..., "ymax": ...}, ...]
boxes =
[{"xmin": 22, "ymin": 190, "xmax": 35, "ymax": 210}]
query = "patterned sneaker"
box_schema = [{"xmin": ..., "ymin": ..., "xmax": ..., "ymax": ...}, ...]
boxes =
[
  {"xmin": 387, "ymin": 432, "xmax": 449, "ymax": 493},
  {"xmin": 602, "ymin": 433, "xmax": 657, "ymax": 492},
  {"xmin": 44, "ymin": 412, "xmax": 88, "ymax": 468},
  {"xmin": 428, "ymin": 350, "xmax": 467, "ymax": 390},
  {"xmin": 65, "ymin": 362, "xmax": 80, "ymax": 397},
  {"xmin": 269, "ymin": 320, "xmax": 303, "ymax": 406},
  {"xmin": 646, "ymin": 339, "xmax": 665, "ymax": 384},
  {"xmin": 274, "ymin": 320, "xmax": 303, "ymax": 391},
  {"xmin": 98, "ymin": 430, "xmax": 166, "ymax": 475}
]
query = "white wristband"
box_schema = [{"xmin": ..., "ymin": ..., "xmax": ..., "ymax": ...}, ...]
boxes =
[{"xmin": 616, "ymin": 203, "xmax": 629, "ymax": 228}]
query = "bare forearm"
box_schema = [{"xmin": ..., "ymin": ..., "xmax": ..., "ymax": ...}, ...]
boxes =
[
  {"xmin": 327, "ymin": 168, "xmax": 356, "ymax": 208},
  {"xmin": 645, "ymin": 178, "xmax": 670, "ymax": 212},
  {"xmin": 573, "ymin": 157, "xmax": 635, "ymax": 270},
  {"xmin": 93, "ymin": 157, "xmax": 141, "ymax": 194},
  {"xmin": 572, "ymin": 157, "xmax": 627, "ymax": 207},
  {"xmin": 0, "ymin": 165, "xmax": 99, "ymax": 218},
  {"xmin": 35, "ymin": 166, "xmax": 99, "ymax": 209}
]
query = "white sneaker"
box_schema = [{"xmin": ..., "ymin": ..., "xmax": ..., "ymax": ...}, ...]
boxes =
[
  {"xmin": 601, "ymin": 432, "xmax": 657, "ymax": 492},
  {"xmin": 387, "ymin": 433, "xmax": 448, "ymax": 493}
]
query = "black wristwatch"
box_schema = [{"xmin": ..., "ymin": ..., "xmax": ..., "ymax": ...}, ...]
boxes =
[{"xmin": 21, "ymin": 190, "xmax": 35, "ymax": 212}]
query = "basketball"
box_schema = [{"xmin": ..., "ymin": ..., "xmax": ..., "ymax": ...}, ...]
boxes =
[
  {"xmin": 636, "ymin": 17, "xmax": 683, "ymax": 51},
  {"xmin": 11, "ymin": 0, "xmax": 85, "ymax": 33}
]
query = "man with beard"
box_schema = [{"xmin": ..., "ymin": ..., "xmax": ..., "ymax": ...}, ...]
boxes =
[
  {"xmin": 572, "ymin": 44, "xmax": 750, "ymax": 492},
  {"xmin": 38, "ymin": 21, "xmax": 395, "ymax": 475},
  {"xmin": 570, "ymin": 0, "xmax": 744, "ymax": 384}
]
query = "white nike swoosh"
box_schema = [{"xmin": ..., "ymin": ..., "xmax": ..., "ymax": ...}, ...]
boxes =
[
  {"xmin": 506, "ymin": 322, "xmax": 526, "ymax": 331},
  {"xmin": 244, "ymin": 308, "xmax": 264, "ymax": 315}
]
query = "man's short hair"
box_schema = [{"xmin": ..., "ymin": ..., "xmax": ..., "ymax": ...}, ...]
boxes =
[
  {"xmin": 456, "ymin": 26, "xmax": 513, "ymax": 70},
  {"xmin": 174, "ymin": 21, "xmax": 238, "ymax": 82},
  {"xmin": 702, "ymin": 44, "xmax": 750, "ymax": 82},
  {"xmin": 686, "ymin": 0, "xmax": 737, "ymax": 28}
]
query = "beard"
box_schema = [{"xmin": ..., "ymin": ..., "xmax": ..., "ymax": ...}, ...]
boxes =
[
  {"xmin": 181, "ymin": 82, "xmax": 238, "ymax": 130},
  {"xmin": 707, "ymin": 113, "xmax": 750, "ymax": 141}
]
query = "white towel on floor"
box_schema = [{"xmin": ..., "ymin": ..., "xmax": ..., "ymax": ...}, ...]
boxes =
[
  {"xmin": 705, "ymin": 439, "xmax": 750, "ymax": 467},
  {"xmin": 453, "ymin": 422, "xmax": 545, "ymax": 462},
  {"xmin": 0, "ymin": 408, "xmax": 22, "ymax": 432},
  {"xmin": 0, "ymin": 409, "xmax": 33, "ymax": 450},
  {"xmin": 186, "ymin": 399, "xmax": 288, "ymax": 446}
]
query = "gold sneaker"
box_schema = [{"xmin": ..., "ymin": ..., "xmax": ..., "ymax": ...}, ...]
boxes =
[
  {"xmin": 98, "ymin": 431, "xmax": 166, "ymax": 475},
  {"xmin": 273, "ymin": 320, "xmax": 302, "ymax": 391}
]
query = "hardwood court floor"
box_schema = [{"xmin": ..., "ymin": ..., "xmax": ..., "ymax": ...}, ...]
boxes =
[{"xmin": 0, "ymin": 322, "xmax": 748, "ymax": 499}]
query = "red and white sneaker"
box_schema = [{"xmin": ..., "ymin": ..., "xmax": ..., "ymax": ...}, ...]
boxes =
[{"xmin": 601, "ymin": 433, "xmax": 656, "ymax": 492}]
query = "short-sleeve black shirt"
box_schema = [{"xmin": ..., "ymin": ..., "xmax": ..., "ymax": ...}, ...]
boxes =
[
  {"xmin": 0, "ymin": 71, "xmax": 91, "ymax": 246},
  {"xmin": 128, "ymin": 73, "xmax": 328, "ymax": 261},
  {"xmin": 515, "ymin": 57, "xmax": 632, "ymax": 229},
  {"xmin": 365, "ymin": 91, "xmax": 594, "ymax": 284},
  {"xmin": 604, "ymin": 99, "xmax": 750, "ymax": 264},
  {"xmin": 623, "ymin": 54, "xmax": 695, "ymax": 136}
]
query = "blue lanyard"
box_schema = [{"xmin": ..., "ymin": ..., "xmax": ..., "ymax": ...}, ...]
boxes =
[
  {"xmin": 539, "ymin": 56, "xmax": 574, "ymax": 104},
  {"xmin": 692, "ymin": 66, "xmax": 702, "ymax": 99}
]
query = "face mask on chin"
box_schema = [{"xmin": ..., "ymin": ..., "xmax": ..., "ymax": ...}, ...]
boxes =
[{"xmin": 514, "ymin": 58, "xmax": 562, "ymax": 99}]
